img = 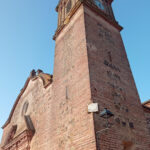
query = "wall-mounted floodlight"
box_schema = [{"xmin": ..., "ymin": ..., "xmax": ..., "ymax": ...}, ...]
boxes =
[
  {"xmin": 100, "ymin": 108, "xmax": 114, "ymax": 128},
  {"xmin": 96, "ymin": 108, "xmax": 114, "ymax": 149}
]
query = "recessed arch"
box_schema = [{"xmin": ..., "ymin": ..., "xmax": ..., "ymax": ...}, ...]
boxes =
[{"xmin": 22, "ymin": 101, "xmax": 29, "ymax": 116}]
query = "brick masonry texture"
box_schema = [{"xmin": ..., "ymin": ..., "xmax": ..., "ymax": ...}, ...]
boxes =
[
  {"xmin": 1, "ymin": 1, "xmax": 150, "ymax": 150},
  {"xmin": 143, "ymin": 101, "xmax": 150, "ymax": 135},
  {"xmin": 84, "ymin": 5, "xmax": 150, "ymax": 149},
  {"xmin": 1, "ymin": 76, "xmax": 53, "ymax": 150},
  {"xmin": 144, "ymin": 110, "xmax": 150, "ymax": 135},
  {"xmin": 52, "ymin": 5, "xmax": 96, "ymax": 150}
]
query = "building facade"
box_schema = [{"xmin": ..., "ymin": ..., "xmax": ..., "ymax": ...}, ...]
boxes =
[
  {"xmin": 143, "ymin": 100, "xmax": 150, "ymax": 135},
  {"xmin": 1, "ymin": 0, "xmax": 150, "ymax": 150}
]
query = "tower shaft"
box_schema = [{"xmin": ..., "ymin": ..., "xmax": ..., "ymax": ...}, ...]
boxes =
[{"xmin": 52, "ymin": 1, "xmax": 150, "ymax": 149}]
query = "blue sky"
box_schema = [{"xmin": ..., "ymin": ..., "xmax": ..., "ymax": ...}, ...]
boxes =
[{"xmin": 0, "ymin": 0, "xmax": 150, "ymax": 141}]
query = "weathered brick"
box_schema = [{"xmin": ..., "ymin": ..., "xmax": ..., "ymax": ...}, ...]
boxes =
[{"xmin": 1, "ymin": 1, "xmax": 150, "ymax": 150}]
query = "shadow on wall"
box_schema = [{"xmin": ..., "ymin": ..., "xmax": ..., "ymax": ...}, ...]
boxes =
[{"xmin": 123, "ymin": 141, "xmax": 135, "ymax": 150}]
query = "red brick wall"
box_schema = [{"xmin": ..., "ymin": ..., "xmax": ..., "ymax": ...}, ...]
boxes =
[
  {"xmin": 84, "ymin": 5, "xmax": 150, "ymax": 149},
  {"xmin": 52, "ymin": 5, "xmax": 96, "ymax": 150},
  {"xmin": 1, "ymin": 77, "xmax": 53, "ymax": 150},
  {"xmin": 143, "ymin": 107, "xmax": 150, "ymax": 135},
  {"xmin": 1, "ymin": 3, "xmax": 150, "ymax": 150},
  {"xmin": 145, "ymin": 112, "xmax": 150, "ymax": 134}
]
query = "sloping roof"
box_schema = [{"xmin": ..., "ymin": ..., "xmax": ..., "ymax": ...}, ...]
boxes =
[
  {"xmin": 142, "ymin": 100, "xmax": 150, "ymax": 111},
  {"xmin": 142, "ymin": 100, "xmax": 150, "ymax": 106},
  {"xmin": 2, "ymin": 70, "xmax": 53, "ymax": 129}
]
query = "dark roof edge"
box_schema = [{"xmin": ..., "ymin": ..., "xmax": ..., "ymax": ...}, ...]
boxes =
[
  {"xmin": 142, "ymin": 100, "xmax": 150, "ymax": 105},
  {"xmin": 142, "ymin": 105, "xmax": 150, "ymax": 111}
]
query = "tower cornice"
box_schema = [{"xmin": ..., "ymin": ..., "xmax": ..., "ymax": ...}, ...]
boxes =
[{"xmin": 53, "ymin": 0, "xmax": 123, "ymax": 40}]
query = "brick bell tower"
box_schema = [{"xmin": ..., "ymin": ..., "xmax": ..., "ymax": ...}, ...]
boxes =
[{"xmin": 52, "ymin": 0, "xmax": 150, "ymax": 149}]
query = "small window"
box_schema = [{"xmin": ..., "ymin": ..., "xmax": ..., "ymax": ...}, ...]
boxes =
[
  {"xmin": 22, "ymin": 101, "xmax": 29, "ymax": 116},
  {"xmin": 66, "ymin": 0, "xmax": 72, "ymax": 14}
]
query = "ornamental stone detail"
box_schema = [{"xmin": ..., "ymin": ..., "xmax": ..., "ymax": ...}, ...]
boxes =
[{"xmin": 2, "ymin": 130, "xmax": 33, "ymax": 150}]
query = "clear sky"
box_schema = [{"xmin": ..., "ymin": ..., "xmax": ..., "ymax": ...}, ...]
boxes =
[{"xmin": 0, "ymin": 0, "xmax": 150, "ymax": 141}]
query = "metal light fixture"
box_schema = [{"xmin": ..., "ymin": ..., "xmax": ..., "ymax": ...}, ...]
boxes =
[
  {"xmin": 96, "ymin": 108, "xmax": 114, "ymax": 149},
  {"xmin": 100, "ymin": 108, "xmax": 114, "ymax": 128},
  {"xmin": 100, "ymin": 108, "xmax": 114, "ymax": 118}
]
